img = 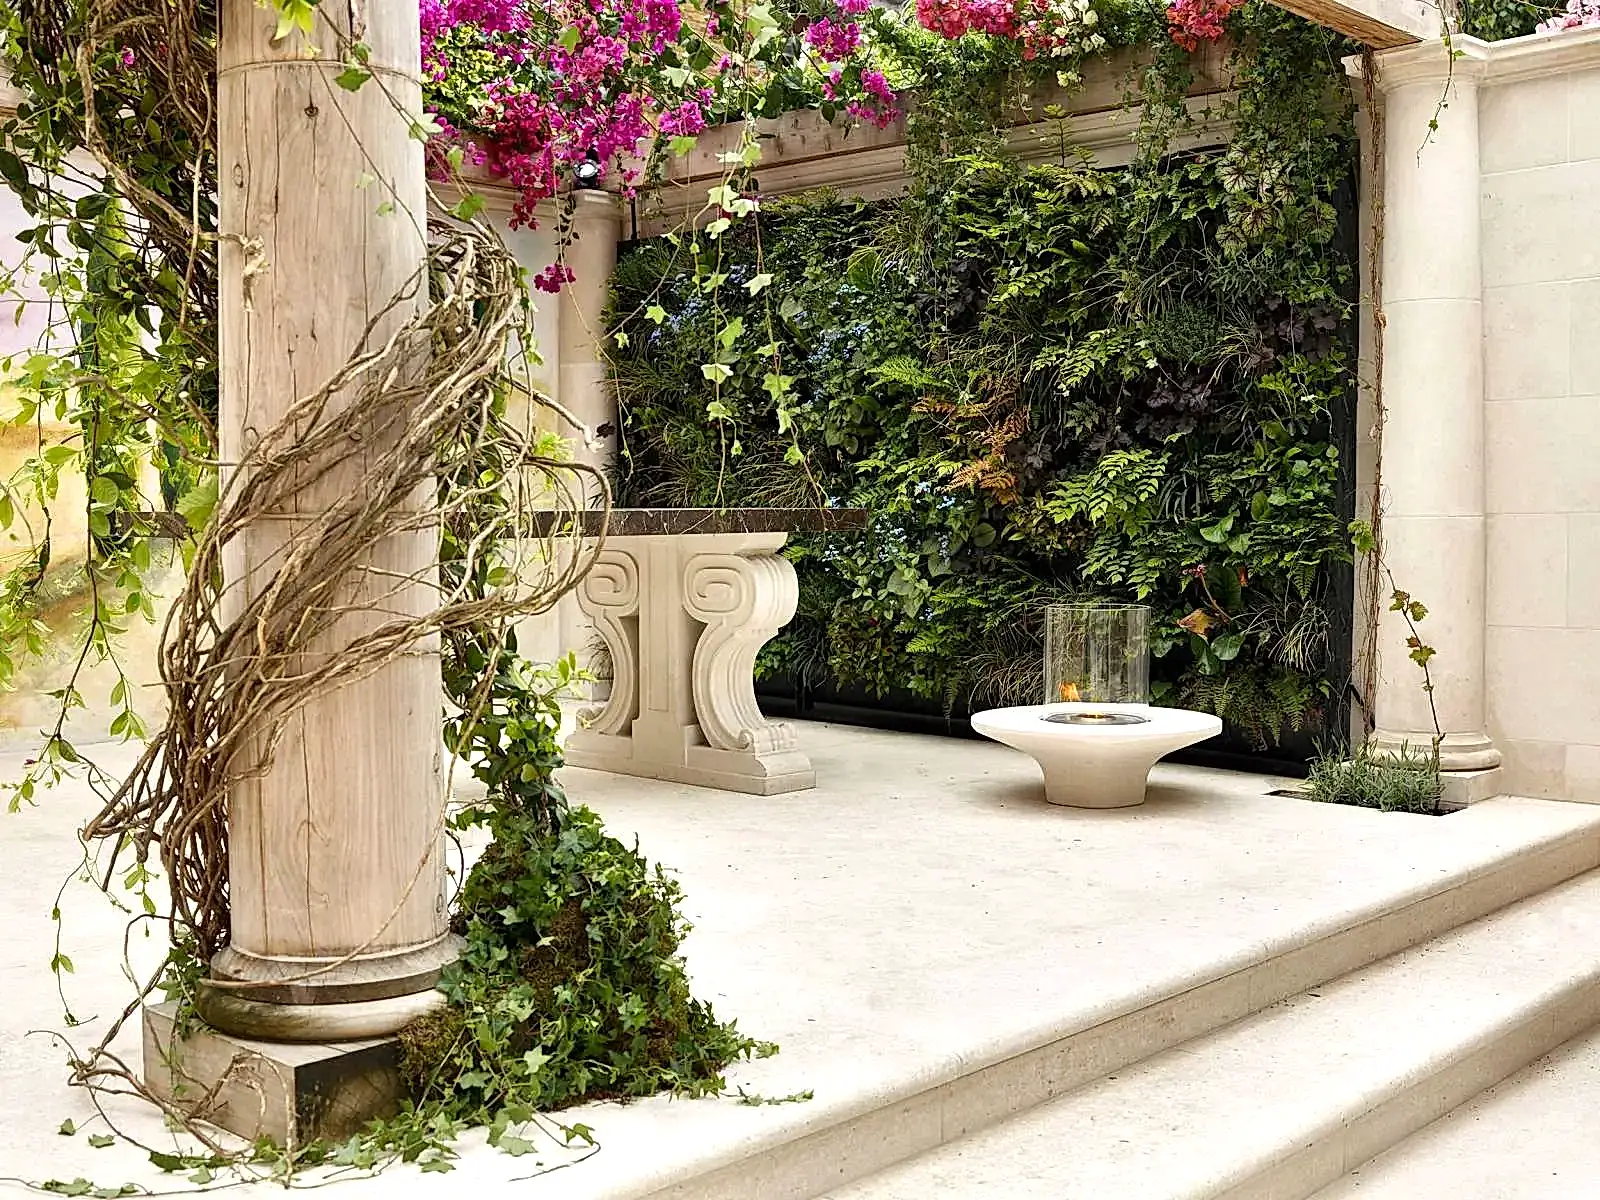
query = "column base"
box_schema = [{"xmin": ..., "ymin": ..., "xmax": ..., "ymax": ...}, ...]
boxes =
[
  {"xmin": 1368, "ymin": 728, "xmax": 1502, "ymax": 772},
  {"xmin": 1438, "ymin": 766, "xmax": 1506, "ymax": 811},
  {"xmin": 143, "ymin": 1001, "xmax": 407, "ymax": 1145},
  {"xmin": 195, "ymin": 984, "xmax": 450, "ymax": 1042},
  {"xmin": 200, "ymin": 934, "xmax": 461, "ymax": 1041}
]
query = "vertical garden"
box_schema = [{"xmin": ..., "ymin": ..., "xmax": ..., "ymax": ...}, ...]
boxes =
[{"xmin": 608, "ymin": 4, "xmax": 1366, "ymax": 756}]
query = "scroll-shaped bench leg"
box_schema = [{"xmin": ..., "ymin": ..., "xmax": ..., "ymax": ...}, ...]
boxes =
[
  {"xmin": 573, "ymin": 549, "xmax": 640, "ymax": 735},
  {"xmin": 683, "ymin": 549, "xmax": 800, "ymax": 756}
]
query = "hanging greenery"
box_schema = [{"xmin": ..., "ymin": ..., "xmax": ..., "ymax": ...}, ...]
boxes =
[
  {"xmin": 610, "ymin": 3, "xmax": 1359, "ymax": 749},
  {"xmin": 0, "ymin": 0, "xmax": 787, "ymax": 1181}
]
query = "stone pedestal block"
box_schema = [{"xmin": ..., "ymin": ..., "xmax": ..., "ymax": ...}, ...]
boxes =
[{"xmin": 142, "ymin": 1002, "xmax": 405, "ymax": 1148}]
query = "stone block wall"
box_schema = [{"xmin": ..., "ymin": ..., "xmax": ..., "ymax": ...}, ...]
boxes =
[{"xmin": 1477, "ymin": 37, "xmax": 1600, "ymax": 799}]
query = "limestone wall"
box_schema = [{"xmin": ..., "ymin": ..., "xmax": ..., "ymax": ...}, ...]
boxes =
[{"xmin": 1475, "ymin": 30, "xmax": 1600, "ymax": 798}]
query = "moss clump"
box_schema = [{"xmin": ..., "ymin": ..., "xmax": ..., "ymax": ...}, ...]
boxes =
[{"xmin": 398, "ymin": 803, "xmax": 771, "ymax": 1118}]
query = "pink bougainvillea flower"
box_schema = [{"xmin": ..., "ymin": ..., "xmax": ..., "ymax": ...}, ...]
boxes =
[{"xmin": 1537, "ymin": 0, "xmax": 1600, "ymax": 31}]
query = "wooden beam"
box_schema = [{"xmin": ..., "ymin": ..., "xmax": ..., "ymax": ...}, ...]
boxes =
[{"xmin": 1271, "ymin": 0, "xmax": 1438, "ymax": 47}]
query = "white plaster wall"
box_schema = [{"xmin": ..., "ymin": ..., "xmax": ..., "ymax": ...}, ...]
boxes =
[{"xmin": 1479, "ymin": 52, "xmax": 1600, "ymax": 799}]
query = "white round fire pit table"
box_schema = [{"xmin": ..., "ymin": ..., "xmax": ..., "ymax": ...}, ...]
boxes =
[{"xmin": 971, "ymin": 702, "xmax": 1223, "ymax": 809}]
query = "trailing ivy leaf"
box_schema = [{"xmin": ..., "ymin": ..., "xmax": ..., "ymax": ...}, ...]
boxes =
[
  {"xmin": 175, "ymin": 476, "xmax": 217, "ymax": 533},
  {"xmin": 87, "ymin": 1134, "xmax": 115, "ymax": 1149},
  {"xmin": 271, "ymin": 0, "xmax": 317, "ymax": 40},
  {"xmin": 449, "ymin": 193, "xmax": 485, "ymax": 222},
  {"xmin": 57, "ymin": 1119, "xmax": 76, "ymax": 1136},
  {"xmin": 744, "ymin": 273, "xmax": 774, "ymax": 296},
  {"xmin": 761, "ymin": 372, "xmax": 794, "ymax": 403},
  {"xmin": 40, "ymin": 1181, "xmax": 93, "ymax": 1197},
  {"xmin": 333, "ymin": 67, "xmax": 371, "ymax": 92}
]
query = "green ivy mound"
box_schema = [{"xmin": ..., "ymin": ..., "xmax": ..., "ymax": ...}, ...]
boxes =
[{"xmin": 398, "ymin": 800, "xmax": 770, "ymax": 1117}]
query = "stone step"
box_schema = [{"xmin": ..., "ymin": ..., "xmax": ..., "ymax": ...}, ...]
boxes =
[
  {"xmin": 825, "ymin": 868, "xmax": 1600, "ymax": 1200},
  {"xmin": 492, "ymin": 778, "xmax": 1600, "ymax": 1200},
  {"xmin": 1312, "ymin": 1025, "xmax": 1600, "ymax": 1198},
  {"xmin": 23, "ymin": 727, "xmax": 1600, "ymax": 1198},
  {"xmin": 444, "ymin": 772, "xmax": 1600, "ymax": 1199}
]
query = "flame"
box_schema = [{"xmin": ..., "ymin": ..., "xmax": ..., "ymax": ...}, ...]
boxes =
[{"xmin": 1058, "ymin": 681, "xmax": 1081, "ymax": 702}]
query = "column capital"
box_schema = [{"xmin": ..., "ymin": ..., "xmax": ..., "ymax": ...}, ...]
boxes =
[
  {"xmin": 568, "ymin": 187, "xmax": 625, "ymax": 224},
  {"xmin": 1346, "ymin": 36, "xmax": 1491, "ymax": 92}
]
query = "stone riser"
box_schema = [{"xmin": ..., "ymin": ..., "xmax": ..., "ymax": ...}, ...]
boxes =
[
  {"xmin": 828, "ymin": 865, "xmax": 1600, "ymax": 1200},
  {"xmin": 1240, "ymin": 974, "xmax": 1600, "ymax": 1200},
  {"xmin": 633, "ymin": 824, "xmax": 1600, "ymax": 1200}
]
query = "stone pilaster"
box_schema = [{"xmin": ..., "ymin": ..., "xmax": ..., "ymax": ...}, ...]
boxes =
[{"xmin": 1359, "ymin": 41, "xmax": 1500, "ymax": 773}]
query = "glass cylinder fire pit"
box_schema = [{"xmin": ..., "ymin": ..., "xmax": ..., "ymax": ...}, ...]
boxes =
[
  {"xmin": 971, "ymin": 601, "xmax": 1220, "ymax": 808},
  {"xmin": 1043, "ymin": 602, "xmax": 1150, "ymax": 713}
]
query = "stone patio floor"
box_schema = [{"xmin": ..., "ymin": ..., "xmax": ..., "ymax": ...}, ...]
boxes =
[{"xmin": 2, "ymin": 722, "xmax": 1598, "ymax": 1198}]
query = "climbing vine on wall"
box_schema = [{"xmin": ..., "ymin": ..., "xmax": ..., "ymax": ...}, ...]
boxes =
[{"xmin": 609, "ymin": 4, "xmax": 1359, "ymax": 749}]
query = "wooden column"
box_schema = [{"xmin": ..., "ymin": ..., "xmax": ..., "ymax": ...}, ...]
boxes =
[{"xmin": 203, "ymin": 0, "xmax": 455, "ymax": 1040}]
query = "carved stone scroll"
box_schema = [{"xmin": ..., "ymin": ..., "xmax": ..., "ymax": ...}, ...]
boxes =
[
  {"xmin": 574, "ymin": 548, "xmax": 640, "ymax": 736},
  {"xmin": 683, "ymin": 551, "xmax": 800, "ymax": 755}
]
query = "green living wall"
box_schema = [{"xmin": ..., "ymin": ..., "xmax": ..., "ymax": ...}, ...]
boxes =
[{"xmin": 608, "ymin": 8, "xmax": 1361, "ymax": 751}]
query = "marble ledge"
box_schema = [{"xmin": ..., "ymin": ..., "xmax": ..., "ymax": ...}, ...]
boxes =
[
  {"xmin": 524, "ymin": 506, "xmax": 871, "ymax": 537},
  {"xmin": 123, "ymin": 506, "xmax": 873, "ymax": 541}
]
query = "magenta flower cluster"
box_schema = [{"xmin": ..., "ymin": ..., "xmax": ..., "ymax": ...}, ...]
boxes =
[
  {"xmin": 423, "ymin": 0, "xmax": 896, "ymax": 221},
  {"xmin": 915, "ymin": 0, "xmax": 1016, "ymax": 38},
  {"xmin": 421, "ymin": 0, "xmax": 688, "ymax": 228},
  {"xmin": 421, "ymin": 0, "xmax": 897, "ymax": 288}
]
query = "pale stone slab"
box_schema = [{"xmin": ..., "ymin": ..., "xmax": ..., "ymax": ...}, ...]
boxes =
[
  {"xmin": 1313, "ymin": 1028, "xmax": 1600, "ymax": 1198},
  {"xmin": 827, "ymin": 870, "xmax": 1600, "ymax": 1200},
  {"xmin": 1487, "ymin": 398, "xmax": 1600, "ymax": 514},
  {"xmin": 1486, "ymin": 514, "xmax": 1566, "ymax": 629},
  {"xmin": 1438, "ymin": 765, "xmax": 1504, "ymax": 810},
  {"xmin": 142, "ymin": 1002, "xmax": 403, "ymax": 1147},
  {"xmin": 1487, "ymin": 626, "xmax": 1600, "ymax": 745},
  {"xmin": 1480, "ymin": 74, "xmax": 1571, "ymax": 175},
  {"xmin": 5, "ymin": 728, "xmax": 1600, "ymax": 1197},
  {"xmin": 1483, "ymin": 283, "xmax": 1570, "ymax": 401}
]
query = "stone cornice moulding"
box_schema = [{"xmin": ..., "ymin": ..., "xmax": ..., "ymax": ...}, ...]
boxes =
[
  {"xmin": 1348, "ymin": 26, "xmax": 1600, "ymax": 90},
  {"xmin": 1472, "ymin": 24, "xmax": 1600, "ymax": 85},
  {"xmin": 634, "ymin": 91, "xmax": 1238, "ymax": 237}
]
